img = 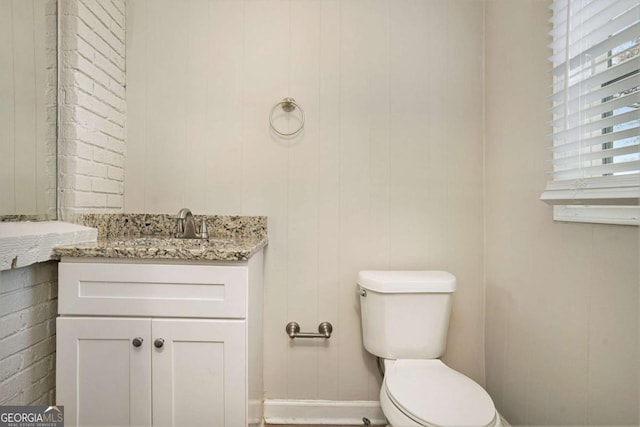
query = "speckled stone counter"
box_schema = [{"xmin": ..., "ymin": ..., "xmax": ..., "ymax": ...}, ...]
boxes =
[{"xmin": 53, "ymin": 214, "xmax": 268, "ymax": 262}]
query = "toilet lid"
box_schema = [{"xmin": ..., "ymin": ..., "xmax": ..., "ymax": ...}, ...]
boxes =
[{"xmin": 384, "ymin": 359, "xmax": 496, "ymax": 427}]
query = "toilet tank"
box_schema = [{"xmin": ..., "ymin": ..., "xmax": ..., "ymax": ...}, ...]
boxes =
[{"xmin": 358, "ymin": 271, "xmax": 456, "ymax": 360}]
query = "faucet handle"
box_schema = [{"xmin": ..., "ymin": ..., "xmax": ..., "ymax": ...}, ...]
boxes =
[
  {"xmin": 199, "ymin": 218, "xmax": 209, "ymax": 239},
  {"xmin": 175, "ymin": 217, "xmax": 185, "ymax": 237}
]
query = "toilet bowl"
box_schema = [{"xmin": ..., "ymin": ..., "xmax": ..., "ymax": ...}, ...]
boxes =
[
  {"xmin": 379, "ymin": 359, "xmax": 501, "ymax": 427},
  {"xmin": 357, "ymin": 270, "xmax": 504, "ymax": 427}
]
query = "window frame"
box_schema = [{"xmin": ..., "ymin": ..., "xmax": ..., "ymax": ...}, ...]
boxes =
[{"xmin": 541, "ymin": 0, "xmax": 640, "ymax": 226}]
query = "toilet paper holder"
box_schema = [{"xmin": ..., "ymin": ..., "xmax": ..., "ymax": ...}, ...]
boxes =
[{"xmin": 286, "ymin": 321, "xmax": 333, "ymax": 339}]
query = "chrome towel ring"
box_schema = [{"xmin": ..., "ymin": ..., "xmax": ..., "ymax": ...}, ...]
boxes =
[{"xmin": 269, "ymin": 97, "xmax": 305, "ymax": 137}]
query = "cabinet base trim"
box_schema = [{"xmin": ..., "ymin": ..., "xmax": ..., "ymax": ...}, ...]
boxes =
[{"xmin": 263, "ymin": 399, "xmax": 386, "ymax": 425}]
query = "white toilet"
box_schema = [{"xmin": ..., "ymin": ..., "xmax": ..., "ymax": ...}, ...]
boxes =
[{"xmin": 358, "ymin": 270, "xmax": 503, "ymax": 427}]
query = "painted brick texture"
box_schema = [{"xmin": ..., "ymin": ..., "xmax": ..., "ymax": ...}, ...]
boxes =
[
  {"xmin": 0, "ymin": 262, "xmax": 58, "ymax": 406},
  {"xmin": 1, "ymin": 0, "xmax": 127, "ymax": 405},
  {"xmin": 59, "ymin": 0, "xmax": 126, "ymax": 220}
]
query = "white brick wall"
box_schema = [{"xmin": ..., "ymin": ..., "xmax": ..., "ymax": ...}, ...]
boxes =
[
  {"xmin": 59, "ymin": 0, "xmax": 126, "ymax": 220},
  {"xmin": 0, "ymin": 262, "xmax": 58, "ymax": 405},
  {"xmin": 5, "ymin": 0, "xmax": 129, "ymax": 405}
]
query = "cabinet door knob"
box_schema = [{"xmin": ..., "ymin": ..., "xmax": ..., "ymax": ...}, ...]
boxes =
[
  {"xmin": 132, "ymin": 337, "xmax": 143, "ymax": 347},
  {"xmin": 154, "ymin": 338, "xmax": 165, "ymax": 348}
]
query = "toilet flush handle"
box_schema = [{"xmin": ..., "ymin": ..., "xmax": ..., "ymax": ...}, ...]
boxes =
[{"xmin": 359, "ymin": 288, "xmax": 367, "ymax": 297}]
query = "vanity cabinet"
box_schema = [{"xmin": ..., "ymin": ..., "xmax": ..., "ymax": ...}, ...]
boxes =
[{"xmin": 56, "ymin": 253, "xmax": 264, "ymax": 427}]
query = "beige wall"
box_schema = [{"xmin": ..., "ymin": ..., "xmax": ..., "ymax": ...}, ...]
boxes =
[
  {"xmin": 0, "ymin": 0, "xmax": 57, "ymax": 217},
  {"xmin": 485, "ymin": 1, "xmax": 639, "ymax": 425},
  {"xmin": 124, "ymin": 0, "xmax": 486, "ymax": 400}
]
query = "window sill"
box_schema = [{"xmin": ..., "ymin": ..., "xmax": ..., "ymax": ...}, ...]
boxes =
[{"xmin": 553, "ymin": 205, "xmax": 639, "ymax": 226}]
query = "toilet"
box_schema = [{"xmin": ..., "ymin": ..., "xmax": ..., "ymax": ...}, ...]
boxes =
[{"xmin": 358, "ymin": 270, "xmax": 503, "ymax": 427}]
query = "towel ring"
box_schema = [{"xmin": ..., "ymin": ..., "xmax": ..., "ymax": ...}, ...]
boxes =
[{"xmin": 269, "ymin": 97, "xmax": 305, "ymax": 137}]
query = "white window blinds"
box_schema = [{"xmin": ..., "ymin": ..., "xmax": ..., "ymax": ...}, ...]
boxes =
[{"xmin": 541, "ymin": 0, "xmax": 640, "ymax": 225}]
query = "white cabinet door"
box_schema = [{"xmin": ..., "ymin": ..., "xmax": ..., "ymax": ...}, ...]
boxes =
[
  {"xmin": 151, "ymin": 319, "xmax": 247, "ymax": 427},
  {"xmin": 56, "ymin": 317, "xmax": 152, "ymax": 427}
]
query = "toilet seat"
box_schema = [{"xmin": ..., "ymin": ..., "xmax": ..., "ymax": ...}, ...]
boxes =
[{"xmin": 384, "ymin": 359, "xmax": 496, "ymax": 427}]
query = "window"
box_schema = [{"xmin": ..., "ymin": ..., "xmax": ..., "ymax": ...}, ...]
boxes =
[{"xmin": 541, "ymin": 0, "xmax": 640, "ymax": 225}]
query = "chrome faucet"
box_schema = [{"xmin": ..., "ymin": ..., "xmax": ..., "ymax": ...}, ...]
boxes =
[{"xmin": 175, "ymin": 208, "xmax": 208, "ymax": 239}]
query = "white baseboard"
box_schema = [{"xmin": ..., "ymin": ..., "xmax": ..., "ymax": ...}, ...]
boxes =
[{"xmin": 264, "ymin": 399, "xmax": 387, "ymax": 425}]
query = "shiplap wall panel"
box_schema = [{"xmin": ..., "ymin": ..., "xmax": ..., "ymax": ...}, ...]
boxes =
[
  {"xmin": 316, "ymin": 0, "xmax": 341, "ymax": 401},
  {"xmin": 12, "ymin": 0, "xmax": 37, "ymax": 214},
  {"xmin": 286, "ymin": 0, "xmax": 322, "ymax": 400},
  {"xmin": 0, "ymin": 0, "xmax": 51, "ymax": 215},
  {"xmin": 0, "ymin": 0, "xmax": 16, "ymax": 214},
  {"xmin": 121, "ymin": 0, "xmax": 146, "ymax": 210},
  {"xmin": 337, "ymin": 0, "xmax": 392, "ymax": 400},
  {"xmin": 33, "ymin": 1, "xmax": 49, "ymax": 215},
  {"xmin": 439, "ymin": 0, "xmax": 486, "ymax": 381},
  {"xmin": 147, "ymin": 0, "xmax": 186, "ymax": 211},
  {"xmin": 389, "ymin": 0, "xmax": 431, "ymax": 268},
  {"xmin": 4, "ymin": 0, "xmax": 56, "ymax": 218},
  {"xmin": 205, "ymin": 0, "xmax": 244, "ymax": 214},
  {"xmin": 125, "ymin": 0, "xmax": 486, "ymax": 401},
  {"xmin": 182, "ymin": 0, "xmax": 209, "ymax": 212},
  {"xmin": 242, "ymin": 0, "xmax": 292, "ymax": 399}
]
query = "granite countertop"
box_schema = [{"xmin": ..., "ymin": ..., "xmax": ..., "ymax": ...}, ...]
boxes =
[{"xmin": 53, "ymin": 214, "xmax": 268, "ymax": 262}]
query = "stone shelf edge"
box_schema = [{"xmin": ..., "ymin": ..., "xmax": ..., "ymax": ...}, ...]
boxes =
[{"xmin": 0, "ymin": 221, "xmax": 97, "ymax": 271}]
